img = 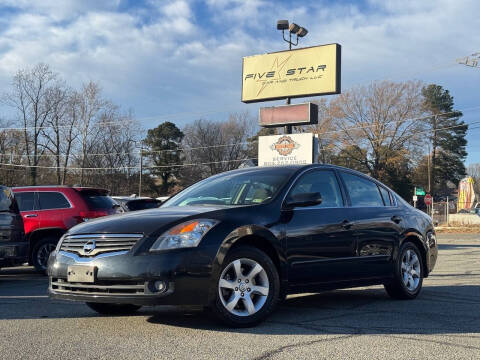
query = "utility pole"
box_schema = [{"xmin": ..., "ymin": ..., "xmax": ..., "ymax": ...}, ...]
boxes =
[
  {"xmin": 138, "ymin": 142, "xmax": 143, "ymax": 197},
  {"xmin": 427, "ymin": 147, "xmax": 431, "ymax": 194}
]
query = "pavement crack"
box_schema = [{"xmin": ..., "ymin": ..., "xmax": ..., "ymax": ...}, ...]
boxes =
[{"xmin": 252, "ymin": 334, "xmax": 360, "ymax": 360}]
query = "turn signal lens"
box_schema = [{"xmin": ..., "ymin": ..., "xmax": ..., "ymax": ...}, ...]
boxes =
[
  {"xmin": 150, "ymin": 219, "xmax": 219, "ymax": 251},
  {"xmin": 168, "ymin": 221, "xmax": 200, "ymax": 235}
]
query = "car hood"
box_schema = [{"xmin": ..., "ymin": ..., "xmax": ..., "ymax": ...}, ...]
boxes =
[{"xmin": 67, "ymin": 205, "xmax": 226, "ymax": 236}]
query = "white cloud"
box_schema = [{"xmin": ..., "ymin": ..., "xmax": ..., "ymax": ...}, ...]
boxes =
[{"xmin": 0, "ymin": 0, "xmax": 478, "ymax": 144}]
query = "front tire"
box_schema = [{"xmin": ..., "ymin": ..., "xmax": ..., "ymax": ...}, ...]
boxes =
[
  {"xmin": 31, "ymin": 236, "xmax": 58, "ymax": 273},
  {"xmin": 213, "ymin": 246, "xmax": 280, "ymax": 327},
  {"xmin": 384, "ymin": 242, "xmax": 424, "ymax": 299},
  {"xmin": 86, "ymin": 302, "xmax": 142, "ymax": 315}
]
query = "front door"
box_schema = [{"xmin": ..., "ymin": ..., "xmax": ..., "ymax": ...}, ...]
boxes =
[{"xmin": 284, "ymin": 169, "xmax": 356, "ymax": 284}]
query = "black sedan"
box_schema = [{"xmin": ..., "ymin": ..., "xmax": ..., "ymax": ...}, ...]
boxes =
[{"xmin": 48, "ymin": 165, "xmax": 438, "ymax": 327}]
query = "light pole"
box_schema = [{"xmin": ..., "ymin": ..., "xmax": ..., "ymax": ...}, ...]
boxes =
[{"xmin": 276, "ymin": 20, "xmax": 308, "ymax": 134}]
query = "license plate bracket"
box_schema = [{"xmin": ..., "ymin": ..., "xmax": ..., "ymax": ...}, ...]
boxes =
[{"xmin": 67, "ymin": 265, "xmax": 96, "ymax": 283}]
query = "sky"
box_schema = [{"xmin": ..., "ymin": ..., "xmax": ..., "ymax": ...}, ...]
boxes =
[{"xmin": 0, "ymin": 0, "xmax": 479, "ymax": 164}]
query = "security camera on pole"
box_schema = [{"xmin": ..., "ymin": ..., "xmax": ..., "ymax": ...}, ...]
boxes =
[{"xmin": 241, "ymin": 20, "xmax": 341, "ymax": 167}]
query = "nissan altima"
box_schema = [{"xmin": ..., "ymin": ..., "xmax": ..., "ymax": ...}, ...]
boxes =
[{"xmin": 48, "ymin": 165, "xmax": 438, "ymax": 327}]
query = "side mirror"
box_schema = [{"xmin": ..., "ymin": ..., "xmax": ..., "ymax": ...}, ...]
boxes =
[{"xmin": 284, "ymin": 192, "xmax": 322, "ymax": 208}]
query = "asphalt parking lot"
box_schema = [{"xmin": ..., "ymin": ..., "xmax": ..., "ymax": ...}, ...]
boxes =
[{"xmin": 1, "ymin": 233, "xmax": 479, "ymax": 360}]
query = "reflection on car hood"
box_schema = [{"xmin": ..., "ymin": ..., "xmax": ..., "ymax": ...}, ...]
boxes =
[{"xmin": 67, "ymin": 205, "xmax": 225, "ymax": 236}]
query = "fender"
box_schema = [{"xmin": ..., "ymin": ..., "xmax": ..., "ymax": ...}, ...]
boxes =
[
  {"xmin": 207, "ymin": 224, "xmax": 287, "ymax": 304},
  {"xmin": 398, "ymin": 229, "xmax": 432, "ymax": 276}
]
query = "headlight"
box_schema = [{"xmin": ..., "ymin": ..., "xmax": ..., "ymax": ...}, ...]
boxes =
[{"xmin": 150, "ymin": 219, "xmax": 219, "ymax": 251}]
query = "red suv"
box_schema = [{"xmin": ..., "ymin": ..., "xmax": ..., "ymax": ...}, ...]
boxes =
[{"xmin": 12, "ymin": 186, "xmax": 118, "ymax": 272}]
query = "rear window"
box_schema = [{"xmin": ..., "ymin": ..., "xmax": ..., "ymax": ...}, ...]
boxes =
[
  {"xmin": 341, "ymin": 172, "xmax": 384, "ymax": 207},
  {"xmin": 15, "ymin": 192, "xmax": 35, "ymax": 211},
  {"xmin": 81, "ymin": 194, "xmax": 116, "ymax": 210},
  {"xmin": 126, "ymin": 199, "xmax": 161, "ymax": 211},
  {"xmin": 38, "ymin": 192, "xmax": 71, "ymax": 210}
]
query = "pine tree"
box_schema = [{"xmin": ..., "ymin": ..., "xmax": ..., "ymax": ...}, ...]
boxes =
[
  {"xmin": 422, "ymin": 84, "xmax": 468, "ymax": 196},
  {"xmin": 144, "ymin": 122, "xmax": 184, "ymax": 195}
]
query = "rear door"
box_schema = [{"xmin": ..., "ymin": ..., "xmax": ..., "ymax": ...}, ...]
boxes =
[
  {"xmin": 339, "ymin": 171, "xmax": 403, "ymax": 278},
  {"xmin": 14, "ymin": 191, "xmax": 39, "ymax": 235},
  {"xmin": 285, "ymin": 169, "xmax": 356, "ymax": 284}
]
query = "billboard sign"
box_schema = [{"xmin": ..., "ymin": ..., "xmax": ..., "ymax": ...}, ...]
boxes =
[
  {"xmin": 258, "ymin": 133, "xmax": 317, "ymax": 167},
  {"xmin": 259, "ymin": 102, "xmax": 318, "ymax": 127},
  {"xmin": 242, "ymin": 43, "xmax": 341, "ymax": 103}
]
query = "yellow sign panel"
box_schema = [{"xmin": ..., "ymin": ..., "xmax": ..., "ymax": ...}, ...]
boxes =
[{"xmin": 242, "ymin": 44, "xmax": 341, "ymax": 103}]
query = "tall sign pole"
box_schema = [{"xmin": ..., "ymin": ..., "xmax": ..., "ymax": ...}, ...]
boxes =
[
  {"xmin": 285, "ymin": 31, "xmax": 292, "ymax": 134},
  {"xmin": 241, "ymin": 21, "xmax": 341, "ymax": 167}
]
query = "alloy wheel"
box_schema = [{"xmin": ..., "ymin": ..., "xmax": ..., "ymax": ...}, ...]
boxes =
[
  {"xmin": 401, "ymin": 249, "xmax": 421, "ymax": 291},
  {"xmin": 218, "ymin": 258, "xmax": 270, "ymax": 317},
  {"xmin": 36, "ymin": 243, "xmax": 56, "ymax": 270}
]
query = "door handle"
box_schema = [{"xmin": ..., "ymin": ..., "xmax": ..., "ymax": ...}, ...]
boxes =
[
  {"xmin": 341, "ymin": 220, "xmax": 352, "ymax": 229},
  {"xmin": 391, "ymin": 215, "xmax": 402, "ymax": 223},
  {"xmin": 24, "ymin": 214, "xmax": 38, "ymax": 218}
]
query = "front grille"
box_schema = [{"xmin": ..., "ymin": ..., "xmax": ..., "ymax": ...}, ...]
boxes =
[
  {"xmin": 51, "ymin": 278, "xmax": 146, "ymax": 295},
  {"xmin": 59, "ymin": 234, "xmax": 143, "ymax": 257}
]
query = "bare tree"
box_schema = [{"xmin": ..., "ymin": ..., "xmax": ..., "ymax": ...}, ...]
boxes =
[
  {"xmin": 329, "ymin": 80, "xmax": 425, "ymax": 182},
  {"xmin": 309, "ymin": 99, "xmax": 338, "ymax": 164},
  {"xmin": 182, "ymin": 112, "xmax": 255, "ymax": 183},
  {"xmin": 41, "ymin": 84, "xmax": 81, "ymax": 184},
  {"xmin": 3, "ymin": 63, "xmax": 57, "ymax": 184},
  {"xmin": 467, "ymin": 163, "xmax": 480, "ymax": 196},
  {"xmin": 75, "ymin": 81, "xmax": 107, "ymax": 185},
  {"xmin": 0, "ymin": 122, "xmax": 26, "ymax": 186}
]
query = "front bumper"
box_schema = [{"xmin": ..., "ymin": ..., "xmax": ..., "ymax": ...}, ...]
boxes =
[{"xmin": 48, "ymin": 247, "xmax": 215, "ymax": 306}]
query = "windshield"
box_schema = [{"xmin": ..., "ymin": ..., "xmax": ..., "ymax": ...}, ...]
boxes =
[{"xmin": 163, "ymin": 170, "xmax": 291, "ymax": 207}]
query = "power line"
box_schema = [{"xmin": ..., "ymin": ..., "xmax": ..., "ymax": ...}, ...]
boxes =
[
  {"xmin": 0, "ymin": 158, "xmax": 257, "ymax": 171},
  {"xmin": 0, "ymin": 117, "xmax": 477, "ymax": 172},
  {"xmin": 0, "ymin": 106, "xmax": 476, "ymax": 159},
  {"xmin": 0, "ymin": 119, "xmax": 137, "ymax": 132}
]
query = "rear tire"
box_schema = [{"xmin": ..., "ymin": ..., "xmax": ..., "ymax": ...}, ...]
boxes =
[
  {"xmin": 384, "ymin": 242, "xmax": 424, "ymax": 299},
  {"xmin": 86, "ymin": 302, "xmax": 142, "ymax": 315},
  {"xmin": 213, "ymin": 246, "xmax": 280, "ymax": 327},
  {"xmin": 31, "ymin": 236, "xmax": 59, "ymax": 274}
]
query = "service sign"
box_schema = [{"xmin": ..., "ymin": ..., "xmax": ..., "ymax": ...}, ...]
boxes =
[
  {"xmin": 242, "ymin": 44, "xmax": 341, "ymax": 103},
  {"xmin": 258, "ymin": 133, "xmax": 317, "ymax": 167}
]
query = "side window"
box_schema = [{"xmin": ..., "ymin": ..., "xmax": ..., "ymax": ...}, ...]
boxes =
[
  {"xmin": 289, "ymin": 170, "xmax": 343, "ymax": 208},
  {"xmin": 38, "ymin": 192, "xmax": 71, "ymax": 210},
  {"xmin": 15, "ymin": 192, "xmax": 35, "ymax": 211},
  {"xmin": 341, "ymin": 172, "xmax": 384, "ymax": 207},
  {"xmin": 378, "ymin": 186, "xmax": 392, "ymax": 206}
]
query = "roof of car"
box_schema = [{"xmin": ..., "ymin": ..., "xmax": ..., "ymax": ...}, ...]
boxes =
[
  {"xmin": 218, "ymin": 164, "xmax": 367, "ymax": 177},
  {"xmin": 12, "ymin": 185, "xmax": 108, "ymax": 192}
]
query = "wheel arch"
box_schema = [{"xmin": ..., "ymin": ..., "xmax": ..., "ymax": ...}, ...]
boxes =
[
  {"xmin": 207, "ymin": 225, "xmax": 287, "ymax": 304},
  {"xmin": 28, "ymin": 228, "xmax": 66, "ymax": 260},
  {"xmin": 400, "ymin": 230, "xmax": 429, "ymax": 277}
]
